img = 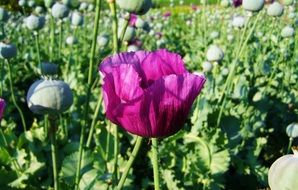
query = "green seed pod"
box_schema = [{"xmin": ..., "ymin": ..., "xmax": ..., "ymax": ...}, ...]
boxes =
[
  {"xmin": 116, "ymin": 0, "xmax": 152, "ymax": 15},
  {"xmin": 243, "ymin": 0, "xmax": 264, "ymax": 12},
  {"xmin": 206, "ymin": 45, "xmax": 224, "ymax": 62},
  {"xmin": 27, "ymin": 79, "xmax": 73, "ymax": 115},
  {"xmin": 97, "ymin": 35, "xmax": 109, "ymax": 48},
  {"xmin": 281, "ymin": 26, "xmax": 295, "ymax": 38},
  {"xmin": 0, "ymin": 8, "xmax": 9, "ymax": 22},
  {"xmin": 286, "ymin": 123, "xmax": 298, "ymax": 138},
  {"xmin": 40, "ymin": 62, "xmax": 58, "ymax": 76},
  {"xmin": 221, "ymin": 0, "xmax": 230, "ymax": 7},
  {"xmin": 268, "ymin": 147, "xmax": 298, "ymax": 190},
  {"xmin": 267, "ymin": 2, "xmax": 284, "ymax": 17},
  {"xmin": 0, "ymin": 42, "xmax": 17, "ymax": 59}
]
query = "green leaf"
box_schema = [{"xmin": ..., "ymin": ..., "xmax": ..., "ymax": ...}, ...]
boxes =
[
  {"xmin": 25, "ymin": 152, "xmax": 45, "ymax": 175},
  {"xmin": 60, "ymin": 150, "xmax": 94, "ymax": 186},
  {"xmin": 210, "ymin": 149, "xmax": 230, "ymax": 175},
  {"xmin": 79, "ymin": 169, "xmax": 109, "ymax": 190},
  {"xmin": 8, "ymin": 173, "xmax": 29, "ymax": 189},
  {"xmin": 162, "ymin": 169, "xmax": 182, "ymax": 190},
  {"xmin": 0, "ymin": 147, "xmax": 11, "ymax": 165}
]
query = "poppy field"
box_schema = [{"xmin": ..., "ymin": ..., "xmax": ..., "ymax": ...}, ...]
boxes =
[{"xmin": 0, "ymin": 0, "xmax": 297, "ymax": 189}]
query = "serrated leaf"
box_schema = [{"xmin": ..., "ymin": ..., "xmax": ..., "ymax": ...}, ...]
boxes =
[
  {"xmin": 60, "ymin": 150, "xmax": 94, "ymax": 186},
  {"xmin": 25, "ymin": 152, "xmax": 45, "ymax": 175},
  {"xmin": 8, "ymin": 173, "xmax": 29, "ymax": 189},
  {"xmin": 79, "ymin": 169, "xmax": 108, "ymax": 190},
  {"xmin": 210, "ymin": 149, "xmax": 230, "ymax": 175},
  {"xmin": 15, "ymin": 149, "xmax": 27, "ymax": 169},
  {"xmin": 162, "ymin": 169, "xmax": 182, "ymax": 190}
]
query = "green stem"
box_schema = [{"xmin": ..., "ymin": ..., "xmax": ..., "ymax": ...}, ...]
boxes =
[
  {"xmin": 74, "ymin": 0, "xmax": 102, "ymax": 189},
  {"xmin": 49, "ymin": 116, "xmax": 59, "ymax": 190},
  {"xmin": 86, "ymin": 94, "xmax": 102, "ymax": 148},
  {"xmin": 109, "ymin": 0, "xmax": 120, "ymax": 184},
  {"xmin": 50, "ymin": 14, "xmax": 55, "ymax": 62},
  {"xmin": 6, "ymin": 60, "xmax": 27, "ymax": 131},
  {"xmin": 119, "ymin": 17, "xmax": 129, "ymax": 48},
  {"xmin": 151, "ymin": 138, "xmax": 160, "ymax": 190},
  {"xmin": 34, "ymin": 32, "xmax": 42, "ymax": 73},
  {"xmin": 0, "ymin": 59, "xmax": 4, "ymax": 96},
  {"xmin": 58, "ymin": 21, "xmax": 63, "ymax": 59},
  {"xmin": 117, "ymin": 136, "xmax": 143, "ymax": 190},
  {"xmin": 287, "ymin": 137, "xmax": 293, "ymax": 154}
]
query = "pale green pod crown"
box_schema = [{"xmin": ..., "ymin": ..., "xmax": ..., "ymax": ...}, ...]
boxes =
[{"xmin": 267, "ymin": 2, "xmax": 284, "ymax": 17}]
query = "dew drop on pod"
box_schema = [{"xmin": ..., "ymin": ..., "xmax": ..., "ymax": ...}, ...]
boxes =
[
  {"xmin": 40, "ymin": 62, "xmax": 58, "ymax": 76},
  {"xmin": 268, "ymin": 147, "xmax": 298, "ymax": 190},
  {"xmin": 242, "ymin": 0, "xmax": 264, "ymax": 12},
  {"xmin": 25, "ymin": 15, "xmax": 45, "ymax": 31},
  {"xmin": 51, "ymin": 2, "xmax": 69, "ymax": 19},
  {"xmin": 27, "ymin": 79, "xmax": 73, "ymax": 115},
  {"xmin": 267, "ymin": 2, "xmax": 284, "ymax": 17},
  {"xmin": 0, "ymin": 42, "xmax": 17, "ymax": 59},
  {"xmin": 281, "ymin": 0, "xmax": 294, "ymax": 6},
  {"xmin": 44, "ymin": 0, "xmax": 55, "ymax": 9},
  {"xmin": 71, "ymin": 11, "xmax": 84, "ymax": 27},
  {"xmin": 0, "ymin": 8, "xmax": 9, "ymax": 22},
  {"xmin": 286, "ymin": 123, "xmax": 298, "ymax": 138},
  {"xmin": 206, "ymin": 45, "xmax": 224, "ymax": 62},
  {"xmin": 116, "ymin": 0, "xmax": 152, "ymax": 15},
  {"xmin": 281, "ymin": 26, "xmax": 295, "ymax": 38},
  {"xmin": 97, "ymin": 34, "xmax": 109, "ymax": 48}
]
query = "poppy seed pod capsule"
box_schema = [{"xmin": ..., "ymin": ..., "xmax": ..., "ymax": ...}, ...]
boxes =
[
  {"xmin": 116, "ymin": 0, "xmax": 152, "ymax": 15},
  {"xmin": 232, "ymin": 16, "xmax": 246, "ymax": 28},
  {"xmin": 28, "ymin": 0, "xmax": 35, "ymax": 7},
  {"xmin": 71, "ymin": 11, "xmax": 84, "ymax": 26},
  {"xmin": 221, "ymin": 0, "xmax": 230, "ymax": 7},
  {"xmin": 0, "ymin": 98, "xmax": 5, "ymax": 120},
  {"xmin": 19, "ymin": 0, "xmax": 26, "ymax": 7},
  {"xmin": 267, "ymin": 2, "xmax": 284, "ymax": 17},
  {"xmin": 281, "ymin": 26, "xmax": 295, "ymax": 38},
  {"xmin": 0, "ymin": 42, "xmax": 17, "ymax": 59},
  {"xmin": 79, "ymin": 2, "xmax": 88, "ymax": 11},
  {"xmin": 286, "ymin": 123, "xmax": 298, "ymax": 138},
  {"xmin": 51, "ymin": 3, "xmax": 69, "ymax": 19},
  {"xmin": 243, "ymin": 0, "xmax": 264, "ymax": 12},
  {"xmin": 66, "ymin": 36, "xmax": 78, "ymax": 45},
  {"xmin": 44, "ymin": 0, "xmax": 55, "ymax": 8},
  {"xmin": 25, "ymin": 15, "xmax": 45, "ymax": 30},
  {"xmin": 35, "ymin": 6, "xmax": 44, "ymax": 14},
  {"xmin": 97, "ymin": 35, "xmax": 109, "ymax": 47},
  {"xmin": 268, "ymin": 147, "xmax": 298, "ymax": 190},
  {"xmin": 27, "ymin": 79, "xmax": 73, "ymax": 115},
  {"xmin": 40, "ymin": 62, "xmax": 58, "ymax": 76},
  {"xmin": 206, "ymin": 45, "xmax": 224, "ymax": 62},
  {"xmin": 0, "ymin": 8, "xmax": 9, "ymax": 22},
  {"xmin": 119, "ymin": 25, "xmax": 136, "ymax": 42},
  {"xmin": 202, "ymin": 61, "xmax": 213, "ymax": 72}
]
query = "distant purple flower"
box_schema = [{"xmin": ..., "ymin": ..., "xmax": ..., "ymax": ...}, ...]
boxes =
[
  {"xmin": 129, "ymin": 39, "xmax": 143, "ymax": 47},
  {"xmin": 191, "ymin": 4, "xmax": 198, "ymax": 11},
  {"xmin": 129, "ymin": 14, "xmax": 137, "ymax": 27},
  {"xmin": 163, "ymin": 11, "xmax": 171, "ymax": 18},
  {"xmin": 0, "ymin": 98, "xmax": 6, "ymax": 120},
  {"xmin": 233, "ymin": 0, "xmax": 242, "ymax": 7},
  {"xmin": 99, "ymin": 49, "xmax": 206, "ymax": 137}
]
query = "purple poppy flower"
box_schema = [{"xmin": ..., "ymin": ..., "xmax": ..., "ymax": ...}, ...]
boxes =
[
  {"xmin": 163, "ymin": 11, "xmax": 171, "ymax": 18},
  {"xmin": 191, "ymin": 4, "xmax": 198, "ymax": 11},
  {"xmin": 0, "ymin": 98, "xmax": 6, "ymax": 120},
  {"xmin": 129, "ymin": 14, "xmax": 137, "ymax": 27},
  {"xmin": 233, "ymin": 0, "xmax": 242, "ymax": 7},
  {"xmin": 99, "ymin": 49, "xmax": 206, "ymax": 138}
]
